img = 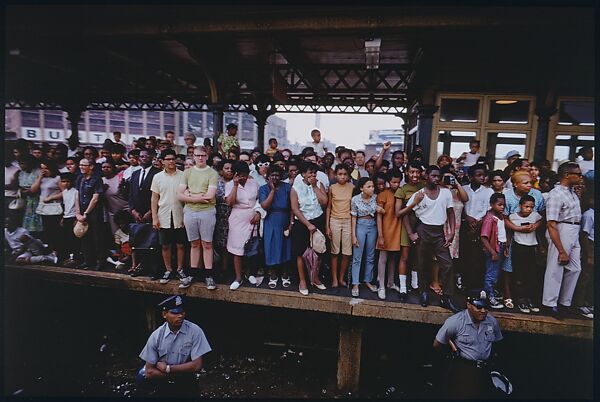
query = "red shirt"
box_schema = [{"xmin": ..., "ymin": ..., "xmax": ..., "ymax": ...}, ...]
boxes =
[{"xmin": 480, "ymin": 211, "xmax": 503, "ymax": 253}]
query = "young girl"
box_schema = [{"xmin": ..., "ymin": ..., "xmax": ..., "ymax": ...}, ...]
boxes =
[
  {"xmin": 480, "ymin": 193, "xmax": 511, "ymax": 309},
  {"xmin": 375, "ymin": 170, "xmax": 403, "ymax": 299},
  {"xmin": 326, "ymin": 164, "xmax": 354, "ymax": 288},
  {"xmin": 350, "ymin": 178, "xmax": 384, "ymax": 297}
]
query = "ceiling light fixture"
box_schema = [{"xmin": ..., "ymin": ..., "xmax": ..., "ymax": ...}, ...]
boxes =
[
  {"xmin": 495, "ymin": 100, "xmax": 518, "ymax": 105},
  {"xmin": 365, "ymin": 38, "xmax": 381, "ymax": 70}
]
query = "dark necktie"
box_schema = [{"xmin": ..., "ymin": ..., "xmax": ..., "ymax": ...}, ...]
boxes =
[{"xmin": 140, "ymin": 168, "xmax": 147, "ymax": 189}]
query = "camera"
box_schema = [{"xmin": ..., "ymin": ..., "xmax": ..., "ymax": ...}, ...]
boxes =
[{"xmin": 443, "ymin": 175, "xmax": 456, "ymax": 185}]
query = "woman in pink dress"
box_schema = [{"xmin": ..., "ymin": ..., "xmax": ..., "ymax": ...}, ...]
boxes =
[{"xmin": 225, "ymin": 161, "xmax": 261, "ymax": 290}]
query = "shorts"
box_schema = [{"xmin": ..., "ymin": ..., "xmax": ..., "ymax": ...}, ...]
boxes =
[
  {"xmin": 330, "ymin": 217, "xmax": 352, "ymax": 256},
  {"xmin": 158, "ymin": 228, "xmax": 188, "ymax": 246},
  {"xmin": 291, "ymin": 214, "xmax": 325, "ymax": 258},
  {"xmin": 183, "ymin": 207, "xmax": 216, "ymax": 242}
]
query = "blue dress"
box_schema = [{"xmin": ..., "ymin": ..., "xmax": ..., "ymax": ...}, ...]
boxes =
[{"xmin": 259, "ymin": 182, "xmax": 292, "ymax": 266}]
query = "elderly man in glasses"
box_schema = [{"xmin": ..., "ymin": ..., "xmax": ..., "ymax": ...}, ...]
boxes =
[{"xmin": 433, "ymin": 290, "xmax": 503, "ymax": 398}]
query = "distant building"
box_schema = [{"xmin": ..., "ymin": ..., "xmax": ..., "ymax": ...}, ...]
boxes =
[
  {"xmin": 364, "ymin": 128, "xmax": 404, "ymax": 160},
  {"xmin": 4, "ymin": 109, "xmax": 288, "ymax": 150}
]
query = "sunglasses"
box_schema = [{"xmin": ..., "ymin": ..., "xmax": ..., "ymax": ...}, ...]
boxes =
[{"xmin": 257, "ymin": 162, "xmax": 270, "ymax": 168}]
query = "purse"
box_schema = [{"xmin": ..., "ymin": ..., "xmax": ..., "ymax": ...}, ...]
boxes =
[
  {"xmin": 8, "ymin": 190, "xmax": 26, "ymax": 210},
  {"xmin": 243, "ymin": 221, "xmax": 262, "ymax": 257},
  {"xmin": 36, "ymin": 201, "xmax": 63, "ymax": 216}
]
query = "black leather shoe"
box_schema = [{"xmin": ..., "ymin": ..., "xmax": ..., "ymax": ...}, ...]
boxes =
[
  {"xmin": 130, "ymin": 265, "xmax": 144, "ymax": 277},
  {"xmin": 420, "ymin": 291, "xmax": 429, "ymax": 307},
  {"xmin": 440, "ymin": 297, "xmax": 461, "ymax": 313},
  {"xmin": 545, "ymin": 306, "xmax": 563, "ymax": 321},
  {"xmin": 399, "ymin": 292, "xmax": 408, "ymax": 303}
]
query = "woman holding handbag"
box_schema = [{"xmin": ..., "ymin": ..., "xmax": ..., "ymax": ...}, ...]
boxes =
[
  {"xmin": 225, "ymin": 161, "xmax": 261, "ymax": 290},
  {"xmin": 31, "ymin": 159, "xmax": 63, "ymax": 256},
  {"xmin": 18, "ymin": 155, "xmax": 43, "ymax": 238}
]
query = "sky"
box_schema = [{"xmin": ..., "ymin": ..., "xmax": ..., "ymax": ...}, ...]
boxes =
[{"xmin": 275, "ymin": 113, "xmax": 404, "ymax": 150}]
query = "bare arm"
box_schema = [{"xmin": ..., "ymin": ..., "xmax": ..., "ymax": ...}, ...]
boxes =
[
  {"xmin": 374, "ymin": 142, "xmax": 391, "ymax": 170},
  {"xmin": 225, "ymin": 183, "xmax": 238, "ymax": 207},
  {"xmin": 151, "ymin": 191, "xmax": 160, "ymax": 230},
  {"xmin": 30, "ymin": 174, "xmax": 43, "ymax": 193},
  {"xmin": 455, "ymin": 183, "xmax": 468, "ymax": 203},
  {"xmin": 351, "ymin": 215, "xmax": 358, "ymax": 246},
  {"xmin": 313, "ymin": 182, "xmax": 328, "ymax": 207},
  {"xmin": 43, "ymin": 191, "xmax": 63, "ymax": 202},
  {"xmin": 325, "ymin": 188, "xmax": 333, "ymax": 238},
  {"xmin": 260, "ymin": 186, "xmax": 276, "ymax": 210}
]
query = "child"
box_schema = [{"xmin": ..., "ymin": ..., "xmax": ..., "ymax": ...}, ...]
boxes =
[
  {"xmin": 265, "ymin": 138, "xmax": 279, "ymax": 159},
  {"xmin": 488, "ymin": 170, "xmax": 506, "ymax": 194},
  {"xmin": 326, "ymin": 164, "xmax": 354, "ymax": 288},
  {"xmin": 529, "ymin": 162, "xmax": 541, "ymax": 189},
  {"xmin": 375, "ymin": 170, "xmax": 403, "ymax": 299},
  {"xmin": 506, "ymin": 195, "xmax": 542, "ymax": 313},
  {"xmin": 481, "ymin": 193, "xmax": 511, "ymax": 309},
  {"xmin": 574, "ymin": 189, "xmax": 594, "ymax": 319},
  {"xmin": 59, "ymin": 172, "xmax": 81, "ymax": 266},
  {"xmin": 5, "ymin": 216, "xmax": 58, "ymax": 265},
  {"xmin": 218, "ymin": 123, "xmax": 240, "ymax": 156},
  {"xmin": 350, "ymin": 177, "xmax": 384, "ymax": 297},
  {"xmin": 310, "ymin": 129, "xmax": 326, "ymax": 158},
  {"xmin": 456, "ymin": 139, "xmax": 481, "ymax": 174}
]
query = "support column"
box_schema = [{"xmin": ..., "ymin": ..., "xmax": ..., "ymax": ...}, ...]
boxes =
[
  {"xmin": 414, "ymin": 105, "xmax": 439, "ymax": 165},
  {"xmin": 247, "ymin": 100, "xmax": 276, "ymax": 153},
  {"xmin": 66, "ymin": 107, "xmax": 84, "ymax": 150},
  {"xmin": 336, "ymin": 317, "xmax": 364, "ymax": 393},
  {"xmin": 145, "ymin": 305, "xmax": 157, "ymax": 335},
  {"xmin": 211, "ymin": 105, "xmax": 225, "ymax": 150},
  {"xmin": 533, "ymin": 107, "xmax": 557, "ymax": 162}
]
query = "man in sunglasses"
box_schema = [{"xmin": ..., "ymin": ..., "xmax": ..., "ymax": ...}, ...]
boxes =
[{"xmin": 433, "ymin": 290, "xmax": 503, "ymax": 398}]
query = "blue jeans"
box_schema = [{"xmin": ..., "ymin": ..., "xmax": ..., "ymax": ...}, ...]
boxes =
[
  {"xmin": 351, "ymin": 218, "xmax": 377, "ymax": 285},
  {"xmin": 483, "ymin": 242, "xmax": 506, "ymax": 296}
]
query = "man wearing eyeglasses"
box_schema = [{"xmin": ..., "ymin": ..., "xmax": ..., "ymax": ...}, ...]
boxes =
[
  {"xmin": 542, "ymin": 162, "xmax": 583, "ymax": 320},
  {"xmin": 177, "ymin": 146, "xmax": 219, "ymax": 290},
  {"xmin": 433, "ymin": 290, "xmax": 503, "ymax": 398}
]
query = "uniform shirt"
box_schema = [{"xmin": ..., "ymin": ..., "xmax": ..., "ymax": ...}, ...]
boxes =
[
  {"xmin": 139, "ymin": 320, "xmax": 212, "ymax": 366},
  {"xmin": 504, "ymin": 188, "xmax": 545, "ymax": 216},
  {"xmin": 545, "ymin": 184, "xmax": 582, "ymax": 223},
  {"xmin": 179, "ymin": 166, "xmax": 219, "ymax": 211},
  {"xmin": 350, "ymin": 194, "xmax": 378, "ymax": 218},
  {"xmin": 408, "ymin": 187, "xmax": 453, "ymax": 226},
  {"xmin": 509, "ymin": 211, "xmax": 542, "ymax": 246},
  {"xmin": 435, "ymin": 309, "xmax": 503, "ymax": 362},
  {"xmin": 463, "ymin": 184, "xmax": 494, "ymax": 220},
  {"xmin": 151, "ymin": 170, "xmax": 185, "ymax": 229},
  {"xmin": 581, "ymin": 208, "xmax": 594, "ymax": 242}
]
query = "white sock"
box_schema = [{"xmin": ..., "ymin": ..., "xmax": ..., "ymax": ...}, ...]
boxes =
[
  {"xmin": 399, "ymin": 275, "xmax": 407, "ymax": 293},
  {"xmin": 411, "ymin": 270, "xmax": 419, "ymax": 288}
]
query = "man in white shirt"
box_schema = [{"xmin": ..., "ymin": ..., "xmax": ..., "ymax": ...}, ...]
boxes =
[
  {"xmin": 408, "ymin": 165, "xmax": 460, "ymax": 313},
  {"xmin": 461, "ymin": 164, "xmax": 494, "ymax": 290}
]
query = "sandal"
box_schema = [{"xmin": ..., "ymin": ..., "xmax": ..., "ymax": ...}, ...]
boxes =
[
  {"xmin": 504, "ymin": 298, "xmax": 514, "ymax": 309},
  {"xmin": 268, "ymin": 276, "xmax": 278, "ymax": 289},
  {"xmin": 281, "ymin": 276, "xmax": 291, "ymax": 288},
  {"xmin": 429, "ymin": 284, "xmax": 444, "ymax": 296}
]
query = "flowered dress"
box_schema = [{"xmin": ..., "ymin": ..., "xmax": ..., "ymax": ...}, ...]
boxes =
[
  {"xmin": 214, "ymin": 177, "xmax": 232, "ymax": 248},
  {"xmin": 218, "ymin": 133, "xmax": 240, "ymax": 154},
  {"xmin": 18, "ymin": 168, "xmax": 43, "ymax": 233}
]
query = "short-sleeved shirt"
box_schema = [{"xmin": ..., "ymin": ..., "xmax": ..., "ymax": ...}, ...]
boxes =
[
  {"xmin": 509, "ymin": 211, "xmax": 542, "ymax": 246},
  {"xmin": 463, "ymin": 184, "xmax": 494, "ymax": 220},
  {"xmin": 75, "ymin": 174, "xmax": 104, "ymax": 211},
  {"xmin": 311, "ymin": 142, "xmax": 326, "ymax": 157},
  {"xmin": 329, "ymin": 183, "xmax": 354, "ymax": 219},
  {"xmin": 581, "ymin": 208, "xmax": 594, "ymax": 242},
  {"xmin": 179, "ymin": 166, "xmax": 219, "ymax": 211},
  {"xmin": 545, "ymin": 185, "xmax": 582, "ymax": 223},
  {"xmin": 62, "ymin": 188, "xmax": 77, "ymax": 218},
  {"xmin": 408, "ymin": 187, "xmax": 453, "ymax": 226},
  {"xmin": 504, "ymin": 188, "xmax": 545, "ymax": 216},
  {"xmin": 292, "ymin": 178, "xmax": 323, "ymax": 221},
  {"xmin": 225, "ymin": 179, "xmax": 260, "ymax": 210},
  {"xmin": 463, "ymin": 152, "xmax": 481, "ymax": 167},
  {"xmin": 40, "ymin": 176, "xmax": 61, "ymax": 200},
  {"xmin": 394, "ymin": 182, "xmax": 424, "ymax": 205},
  {"xmin": 151, "ymin": 170, "xmax": 185, "ymax": 228},
  {"xmin": 139, "ymin": 320, "xmax": 212, "ymax": 366},
  {"xmin": 377, "ymin": 189, "xmax": 401, "ymax": 251},
  {"xmin": 351, "ymin": 194, "xmax": 378, "ymax": 218},
  {"xmin": 435, "ymin": 309, "xmax": 503, "ymax": 362}
]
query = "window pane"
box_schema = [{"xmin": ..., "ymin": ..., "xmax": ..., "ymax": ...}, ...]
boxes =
[
  {"xmin": 22, "ymin": 111, "xmax": 40, "ymax": 127},
  {"xmin": 88, "ymin": 111, "xmax": 106, "ymax": 132},
  {"xmin": 439, "ymin": 99, "xmax": 480, "ymax": 122},
  {"xmin": 559, "ymin": 101, "xmax": 594, "ymax": 125},
  {"xmin": 43, "ymin": 111, "xmax": 65, "ymax": 129},
  {"xmin": 488, "ymin": 100, "xmax": 530, "ymax": 124},
  {"xmin": 487, "ymin": 132, "xmax": 526, "ymax": 170},
  {"xmin": 437, "ymin": 130, "xmax": 477, "ymax": 158}
]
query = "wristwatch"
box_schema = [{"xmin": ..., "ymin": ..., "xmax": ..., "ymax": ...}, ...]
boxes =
[{"xmin": 166, "ymin": 364, "xmax": 171, "ymax": 374}]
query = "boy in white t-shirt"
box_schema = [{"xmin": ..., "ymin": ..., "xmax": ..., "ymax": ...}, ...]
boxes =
[
  {"xmin": 310, "ymin": 129, "xmax": 326, "ymax": 158},
  {"xmin": 506, "ymin": 194, "xmax": 542, "ymax": 314}
]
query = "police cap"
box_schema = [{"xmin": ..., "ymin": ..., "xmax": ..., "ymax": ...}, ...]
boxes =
[
  {"xmin": 158, "ymin": 295, "xmax": 185, "ymax": 313},
  {"xmin": 466, "ymin": 289, "xmax": 490, "ymax": 309}
]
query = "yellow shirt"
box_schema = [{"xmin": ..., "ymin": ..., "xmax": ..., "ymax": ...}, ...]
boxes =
[
  {"xmin": 329, "ymin": 183, "xmax": 354, "ymax": 219},
  {"xmin": 179, "ymin": 166, "xmax": 219, "ymax": 211}
]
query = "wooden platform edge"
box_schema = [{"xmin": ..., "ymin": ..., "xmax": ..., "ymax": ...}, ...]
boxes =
[{"xmin": 4, "ymin": 265, "xmax": 593, "ymax": 340}]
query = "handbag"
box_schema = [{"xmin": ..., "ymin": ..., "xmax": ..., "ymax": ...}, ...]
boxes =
[
  {"xmin": 243, "ymin": 221, "xmax": 262, "ymax": 257},
  {"xmin": 8, "ymin": 190, "xmax": 26, "ymax": 210},
  {"xmin": 36, "ymin": 201, "xmax": 63, "ymax": 216}
]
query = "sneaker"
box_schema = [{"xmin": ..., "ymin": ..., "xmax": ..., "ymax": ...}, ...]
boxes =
[
  {"xmin": 206, "ymin": 277, "xmax": 216, "ymax": 290},
  {"xmin": 175, "ymin": 269, "xmax": 187, "ymax": 281},
  {"xmin": 489, "ymin": 297, "xmax": 504, "ymax": 309},
  {"xmin": 247, "ymin": 275, "xmax": 257, "ymax": 285},
  {"xmin": 49, "ymin": 252, "xmax": 58, "ymax": 265},
  {"xmin": 178, "ymin": 275, "xmax": 193, "ymax": 289},
  {"xmin": 230, "ymin": 279, "xmax": 243, "ymax": 290},
  {"xmin": 456, "ymin": 274, "xmax": 464, "ymax": 291},
  {"xmin": 526, "ymin": 299, "xmax": 540, "ymax": 313},
  {"xmin": 377, "ymin": 288, "xmax": 386, "ymax": 300},
  {"xmin": 493, "ymin": 289, "xmax": 503, "ymax": 301},
  {"xmin": 517, "ymin": 300, "xmax": 530, "ymax": 313},
  {"xmin": 579, "ymin": 306, "xmax": 593, "ymax": 319},
  {"xmin": 159, "ymin": 271, "xmax": 172, "ymax": 284}
]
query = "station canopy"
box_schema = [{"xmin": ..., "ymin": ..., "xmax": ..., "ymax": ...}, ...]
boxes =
[{"xmin": 5, "ymin": 5, "xmax": 594, "ymax": 115}]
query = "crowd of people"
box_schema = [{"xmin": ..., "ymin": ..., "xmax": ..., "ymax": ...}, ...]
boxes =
[{"xmin": 4, "ymin": 125, "xmax": 595, "ymax": 319}]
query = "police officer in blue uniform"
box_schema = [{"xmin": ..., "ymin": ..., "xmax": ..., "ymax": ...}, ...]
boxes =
[
  {"xmin": 138, "ymin": 295, "xmax": 212, "ymax": 396},
  {"xmin": 433, "ymin": 290, "xmax": 503, "ymax": 398}
]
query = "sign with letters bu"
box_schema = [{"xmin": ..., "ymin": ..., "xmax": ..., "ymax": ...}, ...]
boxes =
[{"xmin": 21, "ymin": 127, "xmax": 42, "ymax": 141}]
